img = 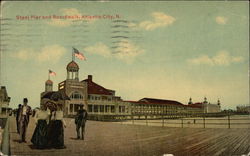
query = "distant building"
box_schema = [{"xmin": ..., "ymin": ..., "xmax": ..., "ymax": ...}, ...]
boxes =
[
  {"xmin": 236, "ymin": 105, "xmax": 250, "ymax": 113},
  {"xmin": 0, "ymin": 86, "xmax": 11, "ymax": 115},
  {"xmin": 127, "ymin": 98, "xmax": 203, "ymax": 116},
  {"xmin": 188, "ymin": 97, "xmax": 221, "ymax": 113},
  {"xmin": 40, "ymin": 58, "xmax": 221, "ymax": 118}
]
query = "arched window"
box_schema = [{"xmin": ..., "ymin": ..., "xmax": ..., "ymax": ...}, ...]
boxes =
[{"xmin": 70, "ymin": 91, "xmax": 83, "ymax": 100}]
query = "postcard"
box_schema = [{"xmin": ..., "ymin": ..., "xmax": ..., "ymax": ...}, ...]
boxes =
[{"xmin": 0, "ymin": 1, "xmax": 249, "ymax": 156}]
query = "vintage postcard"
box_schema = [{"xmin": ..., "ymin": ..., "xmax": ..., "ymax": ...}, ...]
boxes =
[{"xmin": 0, "ymin": 1, "xmax": 249, "ymax": 156}]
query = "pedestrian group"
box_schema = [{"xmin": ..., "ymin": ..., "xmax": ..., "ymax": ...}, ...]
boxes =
[{"xmin": 15, "ymin": 98, "xmax": 88, "ymax": 149}]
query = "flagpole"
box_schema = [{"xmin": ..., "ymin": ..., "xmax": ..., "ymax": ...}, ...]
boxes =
[{"xmin": 72, "ymin": 47, "xmax": 74, "ymax": 61}]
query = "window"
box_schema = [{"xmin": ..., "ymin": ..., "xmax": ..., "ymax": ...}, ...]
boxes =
[
  {"xmin": 111, "ymin": 105, "xmax": 115, "ymax": 113},
  {"xmin": 70, "ymin": 104, "xmax": 73, "ymax": 112},
  {"xmin": 70, "ymin": 91, "xmax": 83, "ymax": 100},
  {"xmin": 100, "ymin": 105, "xmax": 104, "ymax": 112},
  {"xmin": 119, "ymin": 106, "xmax": 125, "ymax": 113},
  {"xmin": 94, "ymin": 105, "xmax": 98, "ymax": 112},
  {"xmin": 105, "ymin": 105, "xmax": 109, "ymax": 112},
  {"xmin": 88, "ymin": 105, "xmax": 93, "ymax": 112}
]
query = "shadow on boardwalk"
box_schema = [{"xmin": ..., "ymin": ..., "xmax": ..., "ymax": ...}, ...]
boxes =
[{"xmin": 9, "ymin": 116, "xmax": 250, "ymax": 156}]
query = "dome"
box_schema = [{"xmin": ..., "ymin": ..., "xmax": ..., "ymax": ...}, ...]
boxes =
[
  {"xmin": 66, "ymin": 61, "xmax": 79, "ymax": 71},
  {"xmin": 45, "ymin": 79, "xmax": 53, "ymax": 84}
]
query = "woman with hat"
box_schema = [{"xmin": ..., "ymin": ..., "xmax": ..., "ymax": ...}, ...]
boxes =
[
  {"xmin": 47, "ymin": 100, "xmax": 66, "ymax": 149},
  {"xmin": 31, "ymin": 103, "xmax": 50, "ymax": 149}
]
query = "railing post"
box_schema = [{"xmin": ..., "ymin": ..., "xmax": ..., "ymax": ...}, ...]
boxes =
[
  {"xmin": 203, "ymin": 115, "xmax": 205, "ymax": 128},
  {"xmin": 132, "ymin": 115, "xmax": 134, "ymax": 125},
  {"xmin": 162, "ymin": 114, "xmax": 164, "ymax": 127},
  {"xmin": 181, "ymin": 118, "xmax": 183, "ymax": 128},
  {"xmin": 228, "ymin": 114, "xmax": 230, "ymax": 129},
  {"xmin": 146, "ymin": 115, "xmax": 148, "ymax": 126},
  {"xmin": 120, "ymin": 116, "xmax": 123, "ymax": 125},
  {"xmin": 2, "ymin": 117, "xmax": 9, "ymax": 155}
]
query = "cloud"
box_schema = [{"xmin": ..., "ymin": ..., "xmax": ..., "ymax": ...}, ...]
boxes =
[
  {"xmin": 11, "ymin": 49, "xmax": 33, "ymax": 60},
  {"xmin": 37, "ymin": 45, "xmax": 67, "ymax": 62},
  {"xmin": 215, "ymin": 16, "xmax": 228, "ymax": 25},
  {"xmin": 139, "ymin": 12, "xmax": 176, "ymax": 30},
  {"xmin": 84, "ymin": 42, "xmax": 111, "ymax": 57},
  {"xmin": 187, "ymin": 51, "xmax": 244, "ymax": 66},
  {"xmin": 84, "ymin": 40, "xmax": 145, "ymax": 63},
  {"xmin": 11, "ymin": 45, "xmax": 66, "ymax": 62}
]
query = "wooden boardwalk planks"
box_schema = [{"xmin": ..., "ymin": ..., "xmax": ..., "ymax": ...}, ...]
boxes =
[{"xmin": 8, "ymin": 116, "xmax": 250, "ymax": 156}]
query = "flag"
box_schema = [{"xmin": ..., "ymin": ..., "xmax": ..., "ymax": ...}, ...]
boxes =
[
  {"xmin": 49, "ymin": 70, "xmax": 56, "ymax": 76},
  {"xmin": 73, "ymin": 47, "xmax": 86, "ymax": 60}
]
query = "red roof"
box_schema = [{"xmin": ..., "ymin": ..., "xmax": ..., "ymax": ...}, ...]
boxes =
[
  {"xmin": 45, "ymin": 79, "xmax": 53, "ymax": 84},
  {"xmin": 66, "ymin": 61, "xmax": 79, "ymax": 70},
  {"xmin": 139, "ymin": 98, "xmax": 183, "ymax": 106},
  {"xmin": 125, "ymin": 98, "xmax": 184, "ymax": 106},
  {"xmin": 82, "ymin": 78, "xmax": 113, "ymax": 95},
  {"xmin": 187, "ymin": 102, "xmax": 203, "ymax": 108}
]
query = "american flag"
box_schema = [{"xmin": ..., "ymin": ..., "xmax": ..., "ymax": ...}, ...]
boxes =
[
  {"xmin": 73, "ymin": 47, "xmax": 86, "ymax": 60},
  {"xmin": 49, "ymin": 70, "xmax": 56, "ymax": 76}
]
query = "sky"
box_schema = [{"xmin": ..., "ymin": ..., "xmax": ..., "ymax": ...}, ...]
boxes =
[{"xmin": 0, "ymin": 1, "xmax": 249, "ymax": 110}]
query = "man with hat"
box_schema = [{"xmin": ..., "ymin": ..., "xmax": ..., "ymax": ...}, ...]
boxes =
[
  {"xmin": 75, "ymin": 105, "xmax": 88, "ymax": 140},
  {"xmin": 18, "ymin": 98, "xmax": 32, "ymax": 143}
]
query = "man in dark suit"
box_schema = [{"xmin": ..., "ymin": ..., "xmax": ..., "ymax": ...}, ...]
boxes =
[
  {"xmin": 18, "ymin": 98, "xmax": 32, "ymax": 143},
  {"xmin": 16, "ymin": 104, "xmax": 22, "ymax": 133},
  {"xmin": 75, "ymin": 106, "xmax": 88, "ymax": 140}
]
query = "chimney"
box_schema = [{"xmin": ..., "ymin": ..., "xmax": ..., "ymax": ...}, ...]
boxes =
[{"xmin": 88, "ymin": 75, "xmax": 92, "ymax": 81}]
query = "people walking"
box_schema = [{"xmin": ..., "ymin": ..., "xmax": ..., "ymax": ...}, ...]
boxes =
[
  {"xmin": 75, "ymin": 106, "xmax": 88, "ymax": 140},
  {"xmin": 31, "ymin": 105, "xmax": 50, "ymax": 149},
  {"xmin": 18, "ymin": 98, "xmax": 32, "ymax": 143},
  {"xmin": 47, "ymin": 102, "xmax": 66, "ymax": 149},
  {"xmin": 16, "ymin": 104, "xmax": 22, "ymax": 133}
]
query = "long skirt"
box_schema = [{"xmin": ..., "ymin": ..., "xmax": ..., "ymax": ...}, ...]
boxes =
[
  {"xmin": 31, "ymin": 120, "xmax": 48, "ymax": 149},
  {"xmin": 47, "ymin": 120, "xmax": 64, "ymax": 148}
]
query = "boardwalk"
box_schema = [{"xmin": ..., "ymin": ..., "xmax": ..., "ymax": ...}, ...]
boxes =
[{"xmin": 9, "ymin": 116, "xmax": 250, "ymax": 156}]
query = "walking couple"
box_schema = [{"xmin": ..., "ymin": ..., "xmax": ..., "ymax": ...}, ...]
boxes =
[{"xmin": 31, "ymin": 100, "xmax": 66, "ymax": 149}]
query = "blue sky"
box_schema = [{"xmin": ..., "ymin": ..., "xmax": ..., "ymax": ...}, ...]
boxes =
[{"xmin": 0, "ymin": 1, "xmax": 249, "ymax": 109}]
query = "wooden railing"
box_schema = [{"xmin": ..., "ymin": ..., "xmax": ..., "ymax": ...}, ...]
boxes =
[{"xmin": 87, "ymin": 113, "xmax": 250, "ymax": 129}]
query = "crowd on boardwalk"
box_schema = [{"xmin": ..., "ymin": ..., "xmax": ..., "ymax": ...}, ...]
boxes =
[{"xmin": 15, "ymin": 98, "xmax": 88, "ymax": 149}]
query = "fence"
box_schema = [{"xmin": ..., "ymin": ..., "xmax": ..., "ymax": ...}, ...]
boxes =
[
  {"xmin": 88, "ymin": 113, "xmax": 250, "ymax": 129},
  {"xmin": 0, "ymin": 117, "xmax": 10, "ymax": 155}
]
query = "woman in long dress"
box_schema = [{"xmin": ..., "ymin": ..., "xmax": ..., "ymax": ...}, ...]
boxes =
[
  {"xmin": 31, "ymin": 105, "xmax": 50, "ymax": 149},
  {"xmin": 47, "ymin": 106, "xmax": 66, "ymax": 149}
]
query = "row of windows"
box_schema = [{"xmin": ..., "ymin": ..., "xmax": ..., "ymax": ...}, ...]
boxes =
[
  {"xmin": 70, "ymin": 92, "xmax": 83, "ymax": 100},
  {"xmin": 88, "ymin": 105, "xmax": 115, "ymax": 113},
  {"xmin": 88, "ymin": 95, "xmax": 112, "ymax": 101},
  {"xmin": 119, "ymin": 106, "xmax": 126, "ymax": 113}
]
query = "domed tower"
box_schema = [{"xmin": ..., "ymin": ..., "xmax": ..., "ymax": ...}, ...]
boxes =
[
  {"xmin": 66, "ymin": 61, "xmax": 79, "ymax": 81},
  {"xmin": 45, "ymin": 79, "xmax": 53, "ymax": 92},
  {"xmin": 188, "ymin": 97, "xmax": 193, "ymax": 105},
  {"xmin": 203, "ymin": 97, "xmax": 208, "ymax": 104},
  {"xmin": 217, "ymin": 99, "xmax": 221, "ymax": 106}
]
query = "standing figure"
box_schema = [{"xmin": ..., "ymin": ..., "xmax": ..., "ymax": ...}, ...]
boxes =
[
  {"xmin": 31, "ymin": 105, "xmax": 50, "ymax": 149},
  {"xmin": 47, "ymin": 104, "xmax": 66, "ymax": 149},
  {"xmin": 75, "ymin": 106, "xmax": 88, "ymax": 140},
  {"xmin": 18, "ymin": 98, "xmax": 32, "ymax": 143},
  {"xmin": 16, "ymin": 104, "xmax": 22, "ymax": 133}
]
